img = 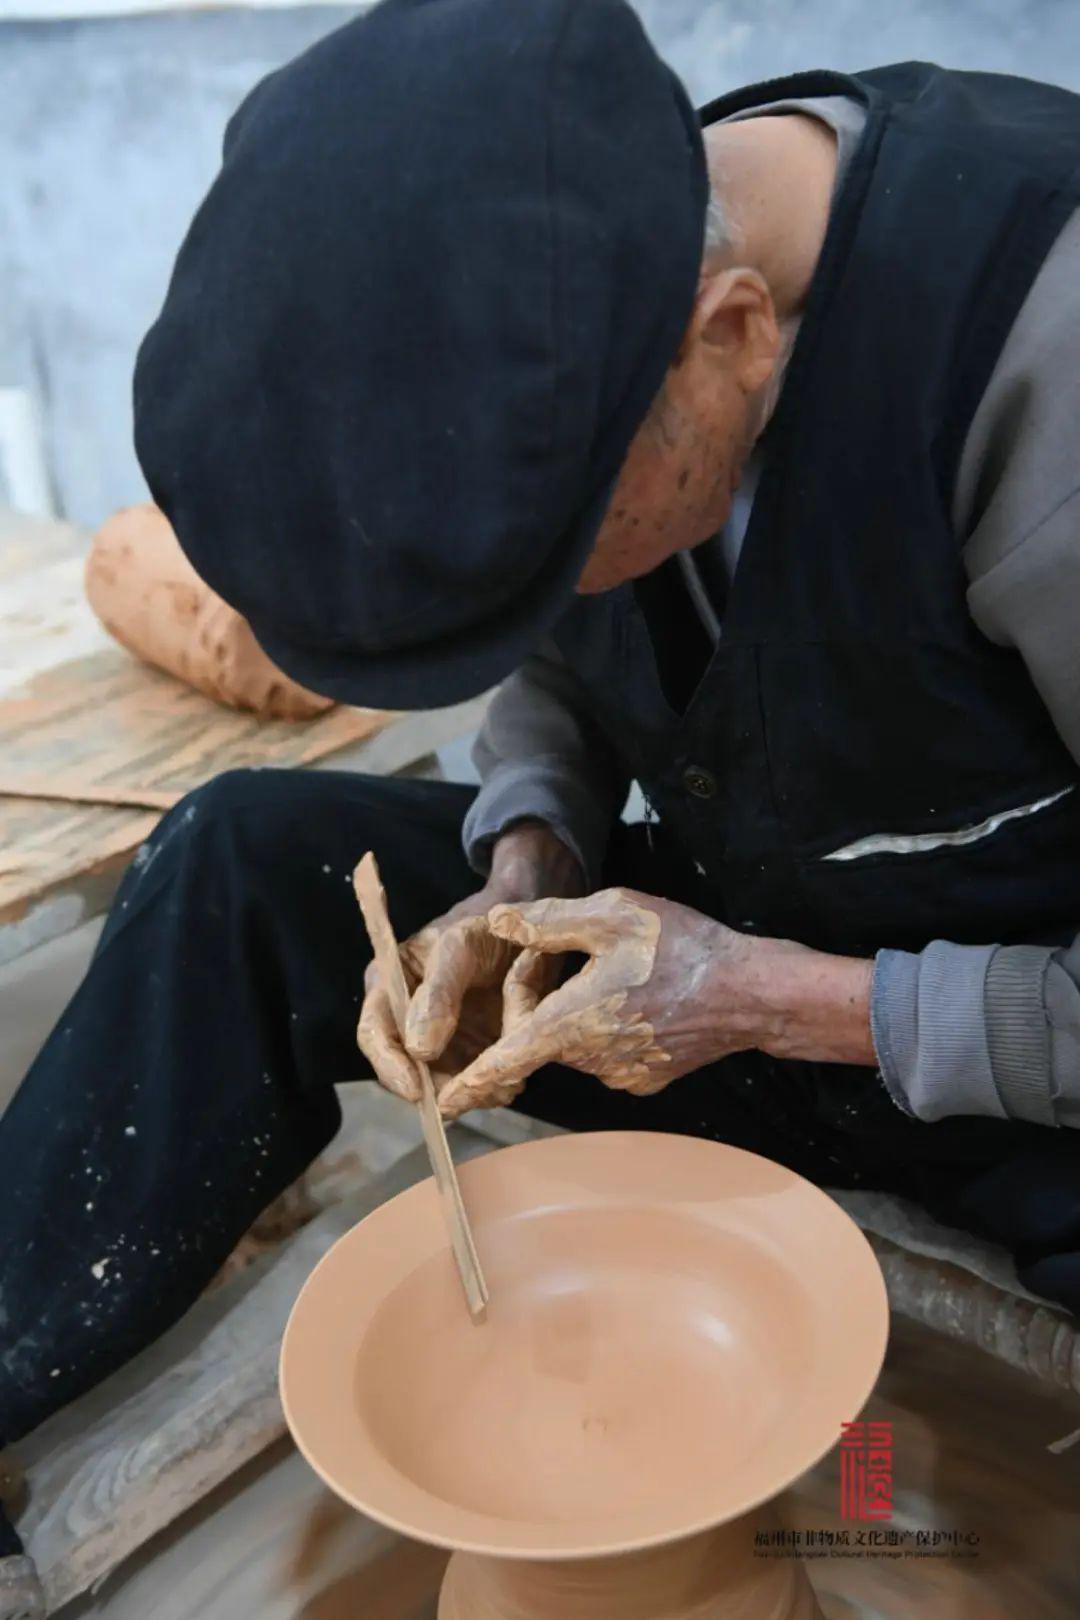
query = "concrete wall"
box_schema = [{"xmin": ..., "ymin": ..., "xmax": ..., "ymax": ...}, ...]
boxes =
[{"xmin": 2, "ymin": 0, "xmax": 1079, "ymax": 526}]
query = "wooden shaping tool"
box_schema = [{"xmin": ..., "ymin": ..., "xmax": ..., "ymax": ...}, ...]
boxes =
[{"xmin": 353, "ymin": 852, "xmax": 489, "ymax": 1322}]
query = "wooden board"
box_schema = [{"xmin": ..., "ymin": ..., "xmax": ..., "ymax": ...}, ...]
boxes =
[
  {"xmin": 0, "ymin": 510, "xmax": 491, "ymax": 965},
  {"xmin": 59, "ymin": 1440, "xmax": 447, "ymax": 1620},
  {"xmin": 0, "ymin": 533, "xmax": 107, "ymax": 691},
  {"xmin": 0, "ymin": 650, "xmax": 394, "ymax": 948}
]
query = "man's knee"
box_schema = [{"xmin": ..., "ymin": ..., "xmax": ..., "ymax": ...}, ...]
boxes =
[
  {"xmin": 143, "ymin": 769, "xmax": 468, "ymax": 876},
  {"xmin": 116, "ymin": 769, "xmax": 301, "ymax": 905},
  {"xmin": 173, "ymin": 767, "xmax": 438, "ymax": 827},
  {"xmin": 111, "ymin": 770, "xmax": 474, "ymax": 946},
  {"xmin": 173, "ymin": 766, "xmax": 288, "ymax": 823}
]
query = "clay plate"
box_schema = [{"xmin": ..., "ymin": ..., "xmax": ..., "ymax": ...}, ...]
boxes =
[{"xmin": 280, "ymin": 1131, "xmax": 888, "ymax": 1560}]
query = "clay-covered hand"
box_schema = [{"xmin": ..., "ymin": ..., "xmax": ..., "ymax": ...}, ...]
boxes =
[
  {"xmin": 357, "ymin": 822, "xmax": 583, "ymax": 1105},
  {"xmin": 434, "ymin": 888, "xmax": 766, "ymax": 1118}
]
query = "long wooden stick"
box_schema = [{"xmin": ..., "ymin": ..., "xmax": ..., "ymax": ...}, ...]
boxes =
[
  {"xmin": 0, "ymin": 775, "xmax": 182, "ymax": 811},
  {"xmin": 353, "ymin": 851, "xmax": 489, "ymax": 1322}
]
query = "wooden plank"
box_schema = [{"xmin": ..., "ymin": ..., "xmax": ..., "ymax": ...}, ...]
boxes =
[
  {"xmin": 0, "ymin": 550, "xmax": 104, "ymax": 695},
  {"xmin": 0, "ymin": 694, "xmax": 488, "ymax": 968},
  {"xmin": 0, "ymin": 508, "xmax": 398, "ymax": 955},
  {"xmin": 9, "ymin": 1461, "xmax": 443, "ymax": 1620},
  {"xmin": 17, "ymin": 1112, "xmax": 498, "ymax": 1613},
  {"xmin": 0, "ymin": 693, "xmax": 490, "ymax": 968},
  {"xmin": 0, "ymin": 510, "xmax": 88, "ymax": 587},
  {"xmin": 0, "ymin": 649, "xmax": 394, "ymax": 827},
  {"xmin": 867, "ymin": 1235, "xmax": 1080, "ymax": 1398},
  {"xmin": 0, "ymin": 510, "xmax": 491, "ymax": 965},
  {"xmin": 0, "ymin": 652, "xmax": 394, "ymax": 961},
  {"xmin": 59, "ymin": 1441, "xmax": 446, "ymax": 1620},
  {"xmin": 0, "ymin": 777, "xmax": 182, "ymax": 811}
]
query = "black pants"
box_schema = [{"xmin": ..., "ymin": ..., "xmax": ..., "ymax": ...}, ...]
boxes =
[{"xmin": 3, "ymin": 769, "xmax": 1080, "ymax": 1446}]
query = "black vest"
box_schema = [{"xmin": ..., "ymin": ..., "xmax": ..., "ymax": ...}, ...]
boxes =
[{"xmin": 555, "ymin": 62, "xmax": 1080, "ymax": 970}]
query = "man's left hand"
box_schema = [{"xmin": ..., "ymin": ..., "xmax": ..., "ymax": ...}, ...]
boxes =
[{"xmin": 435, "ymin": 886, "xmax": 875, "ymax": 1119}]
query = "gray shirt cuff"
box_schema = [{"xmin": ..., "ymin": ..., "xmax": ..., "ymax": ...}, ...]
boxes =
[
  {"xmin": 871, "ymin": 942, "xmax": 1006, "ymax": 1122},
  {"xmin": 461, "ymin": 759, "xmax": 611, "ymax": 884},
  {"xmin": 984, "ymin": 944, "xmax": 1057, "ymax": 1126}
]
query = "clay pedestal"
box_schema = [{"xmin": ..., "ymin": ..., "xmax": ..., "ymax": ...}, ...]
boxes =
[{"xmin": 438, "ymin": 1511, "xmax": 823, "ymax": 1620}]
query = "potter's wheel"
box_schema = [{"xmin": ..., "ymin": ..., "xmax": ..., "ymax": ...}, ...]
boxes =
[{"xmin": 281, "ymin": 1132, "xmax": 888, "ymax": 1564}]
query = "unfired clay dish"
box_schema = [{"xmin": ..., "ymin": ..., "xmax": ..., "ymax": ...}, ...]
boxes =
[{"xmin": 280, "ymin": 1131, "xmax": 888, "ymax": 1564}]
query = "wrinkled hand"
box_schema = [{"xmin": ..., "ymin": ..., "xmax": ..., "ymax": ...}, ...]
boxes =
[
  {"xmin": 357, "ymin": 822, "xmax": 583, "ymax": 1104},
  {"xmin": 357, "ymin": 895, "xmax": 546, "ymax": 1101},
  {"xmin": 436, "ymin": 887, "xmax": 763, "ymax": 1118}
]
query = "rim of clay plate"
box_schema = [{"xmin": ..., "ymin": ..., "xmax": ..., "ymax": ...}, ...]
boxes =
[{"xmin": 280, "ymin": 1130, "xmax": 890, "ymax": 1560}]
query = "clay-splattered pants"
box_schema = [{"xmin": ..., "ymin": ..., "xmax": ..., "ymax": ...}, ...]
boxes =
[{"xmin": 2, "ymin": 770, "xmax": 1079, "ymax": 1451}]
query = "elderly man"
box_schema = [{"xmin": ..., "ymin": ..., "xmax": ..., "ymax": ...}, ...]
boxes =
[{"xmin": 3, "ymin": 0, "xmax": 1080, "ymax": 1594}]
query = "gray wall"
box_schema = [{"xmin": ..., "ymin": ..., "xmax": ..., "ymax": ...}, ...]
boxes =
[{"xmin": 3, "ymin": 0, "xmax": 1080, "ymax": 527}]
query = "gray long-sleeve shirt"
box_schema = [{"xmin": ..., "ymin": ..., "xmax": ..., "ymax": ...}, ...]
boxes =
[{"xmin": 464, "ymin": 93, "xmax": 1080, "ymax": 1129}]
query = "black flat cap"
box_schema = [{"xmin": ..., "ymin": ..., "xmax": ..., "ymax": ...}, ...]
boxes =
[{"xmin": 134, "ymin": 0, "xmax": 706, "ymax": 709}]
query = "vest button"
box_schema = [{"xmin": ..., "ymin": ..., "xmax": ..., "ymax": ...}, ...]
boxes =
[{"xmin": 682, "ymin": 765, "xmax": 717, "ymax": 800}]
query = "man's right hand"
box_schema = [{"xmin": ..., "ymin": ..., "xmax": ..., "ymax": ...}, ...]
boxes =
[{"xmin": 357, "ymin": 820, "xmax": 584, "ymax": 1107}]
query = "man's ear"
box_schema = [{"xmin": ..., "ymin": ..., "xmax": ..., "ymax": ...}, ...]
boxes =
[{"xmin": 687, "ymin": 267, "xmax": 780, "ymax": 394}]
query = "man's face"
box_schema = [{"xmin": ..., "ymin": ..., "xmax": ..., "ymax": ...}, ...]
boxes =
[{"xmin": 577, "ymin": 266, "xmax": 781, "ymax": 595}]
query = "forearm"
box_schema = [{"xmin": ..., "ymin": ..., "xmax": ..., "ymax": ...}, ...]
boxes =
[
  {"xmin": 464, "ymin": 642, "xmax": 629, "ymax": 884},
  {"xmin": 739, "ymin": 937, "xmax": 876, "ymax": 1067},
  {"xmin": 739, "ymin": 930, "xmax": 1080, "ymax": 1130},
  {"xmin": 486, "ymin": 820, "xmax": 586, "ymax": 903}
]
